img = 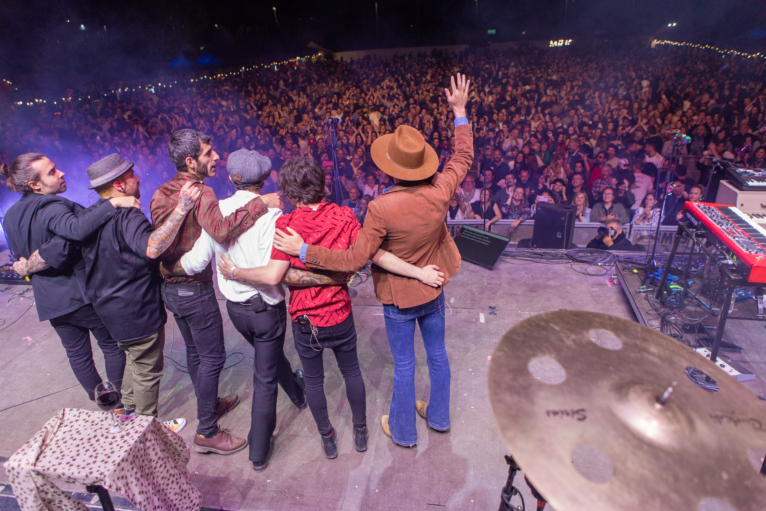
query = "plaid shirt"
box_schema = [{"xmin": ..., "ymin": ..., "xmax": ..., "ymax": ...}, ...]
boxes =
[
  {"xmin": 591, "ymin": 177, "xmax": 616, "ymax": 202},
  {"xmin": 150, "ymin": 171, "xmax": 267, "ymax": 284}
]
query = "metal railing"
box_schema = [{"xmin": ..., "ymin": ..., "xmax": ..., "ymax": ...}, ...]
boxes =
[{"xmin": 446, "ymin": 219, "xmax": 688, "ymax": 252}]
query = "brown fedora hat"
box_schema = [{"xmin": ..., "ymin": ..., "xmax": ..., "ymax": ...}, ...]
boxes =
[{"xmin": 371, "ymin": 125, "xmax": 438, "ymax": 181}]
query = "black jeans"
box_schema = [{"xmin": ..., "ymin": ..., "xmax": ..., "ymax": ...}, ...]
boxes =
[
  {"xmin": 227, "ymin": 298, "xmax": 304, "ymax": 462},
  {"xmin": 161, "ymin": 281, "xmax": 225, "ymax": 437},
  {"xmin": 49, "ymin": 304, "xmax": 126, "ymax": 401},
  {"xmin": 291, "ymin": 313, "xmax": 366, "ymax": 436}
]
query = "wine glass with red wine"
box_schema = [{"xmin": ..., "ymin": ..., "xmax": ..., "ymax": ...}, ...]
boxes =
[{"xmin": 94, "ymin": 382, "xmax": 122, "ymax": 434}]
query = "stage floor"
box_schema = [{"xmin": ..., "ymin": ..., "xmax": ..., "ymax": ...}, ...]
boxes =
[{"xmin": 1, "ymin": 254, "xmax": 764, "ymax": 510}]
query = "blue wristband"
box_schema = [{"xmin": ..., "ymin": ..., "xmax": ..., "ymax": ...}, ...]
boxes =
[
  {"xmin": 230, "ymin": 266, "xmax": 237, "ymax": 280},
  {"xmin": 299, "ymin": 243, "xmax": 309, "ymax": 263},
  {"xmin": 454, "ymin": 117, "xmax": 468, "ymax": 128}
]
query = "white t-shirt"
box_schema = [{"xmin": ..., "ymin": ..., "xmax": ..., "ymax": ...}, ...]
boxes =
[
  {"xmin": 631, "ymin": 172, "xmax": 653, "ymax": 210},
  {"xmin": 645, "ymin": 153, "xmax": 664, "ymax": 171}
]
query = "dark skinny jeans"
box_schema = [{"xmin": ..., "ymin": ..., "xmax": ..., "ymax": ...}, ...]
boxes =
[{"xmin": 291, "ymin": 313, "xmax": 366, "ymax": 436}]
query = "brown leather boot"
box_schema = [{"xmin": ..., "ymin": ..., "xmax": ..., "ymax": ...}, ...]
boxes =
[
  {"xmin": 194, "ymin": 429, "xmax": 247, "ymax": 455},
  {"xmin": 215, "ymin": 394, "xmax": 240, "ymax": 420}
]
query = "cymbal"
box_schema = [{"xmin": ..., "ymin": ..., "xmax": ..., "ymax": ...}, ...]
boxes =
[{"xmin": 488, "ymin": 310, "xmax": 766, "ymax": 511}]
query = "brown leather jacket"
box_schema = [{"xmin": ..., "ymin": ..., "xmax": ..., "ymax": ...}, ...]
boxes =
[{"xmin": 304, "ymin": 124, "xmax": 474, "ymax": 308}]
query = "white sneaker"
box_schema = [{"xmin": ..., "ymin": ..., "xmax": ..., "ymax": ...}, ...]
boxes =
[{"xmin": 163, "ymin": 418, "xmax": 187, "ymax": 433}]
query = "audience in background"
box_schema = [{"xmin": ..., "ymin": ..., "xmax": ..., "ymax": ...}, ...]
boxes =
[{"xmin": 3, "ymin": 44, "xmax": 765, "ymax": 244}]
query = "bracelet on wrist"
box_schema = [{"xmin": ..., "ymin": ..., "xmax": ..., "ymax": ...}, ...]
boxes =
[{"xmin": 230, "ymin": 266, "xmax": 238, "ymax": 280}]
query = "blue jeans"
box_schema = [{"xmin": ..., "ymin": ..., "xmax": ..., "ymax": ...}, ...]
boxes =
[{"xmin": 383, "ymin": 291, "xmax": 450, "ymax": 446}]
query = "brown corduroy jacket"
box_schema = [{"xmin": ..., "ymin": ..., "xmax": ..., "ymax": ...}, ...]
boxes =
[{"xmin": 304, "ymin": 123, "xmax": 474, "ymax": 308}]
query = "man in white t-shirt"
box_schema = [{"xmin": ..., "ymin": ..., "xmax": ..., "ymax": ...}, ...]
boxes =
[
  {"xmin": 175, "ymin": 149, "xmax": 343, "ymax": 472},
  {"xmin": 644, "ymin": 142, "xmax": 664, "ymax": 171},
  {"xmin": 630, "ymin": 160, "xmax": 653, "ymax": 210}
]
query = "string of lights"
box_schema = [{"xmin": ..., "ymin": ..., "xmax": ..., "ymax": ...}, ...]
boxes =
[
  {"xmin": 10, "ymin": 54, "xmax": 321, "ymax": 107},
  {"xmin": 652, "ymin": 39, "xmax": 765, "ymax": 61}
]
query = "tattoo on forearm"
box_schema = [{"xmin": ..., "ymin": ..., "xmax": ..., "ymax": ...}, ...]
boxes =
[
  {"xmin": 170, "ymin": 259, "xmax": 187, "ymax": 276},
  {"xmin": 282, "ymin": 268, "xmax": 344, "ymax": 287},
  {"xmin": 26, "ymin": 251, "xmax": 51, "ymax": 275},
  {"xmin": 148, "ymin": 204, "xmax": 190, "ymax": 256}
]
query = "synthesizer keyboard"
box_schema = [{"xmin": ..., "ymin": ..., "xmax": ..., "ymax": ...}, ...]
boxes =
[
  {"xmin": 684, "ymin": 202, "xmax": 766, "ymax": 283},
  {"xmin": 718, "ymin": 160, "xmax": 766, "ymax": 191}
]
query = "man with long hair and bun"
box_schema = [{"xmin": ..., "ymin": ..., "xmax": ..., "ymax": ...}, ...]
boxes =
[{"xmin": 273, "ymin": 74, "xmax": 473, "ymax": 447}]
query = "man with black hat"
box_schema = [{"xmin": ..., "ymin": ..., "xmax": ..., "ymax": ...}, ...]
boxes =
[
  {"xmin": 172, "ymin": 149, "xmax": 333, "ymax": 470},
  {"xmin": 13, "ymin": 153, "xmax": 200, "ymax": 428},
  {"xmin": 81, "ymin": 154, "xmax": 201, "ymax": 423}
]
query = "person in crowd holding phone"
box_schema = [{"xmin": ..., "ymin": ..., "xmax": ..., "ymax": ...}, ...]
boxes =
[{"xmin": 529, "ymin": 190, "xmax": 553, "ymax": 219}]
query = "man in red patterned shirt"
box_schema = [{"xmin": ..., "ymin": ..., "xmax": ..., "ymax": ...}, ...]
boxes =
[
  {"xmin": 150, "ymin": 129, "xmax": 282, "ymax": 455},
  {"xmin": 218, "ymin": 157, "xmax": 443, "ymax": 460}
]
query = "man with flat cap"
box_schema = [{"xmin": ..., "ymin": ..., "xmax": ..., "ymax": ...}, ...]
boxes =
[
  {"xmin": 173, "ymin": 149, "xmax": 345, "ymax": 471},
  {"xmin": 16, "ymin": 153, "xmax": 200, "ymax": 427},
  {"xmin": 274, "ymin": 74, "xmax": 473, "ymax": 448}
]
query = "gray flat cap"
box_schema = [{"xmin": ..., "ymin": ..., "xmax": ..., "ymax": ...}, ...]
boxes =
[
  {"xmin": 87, "ymin": 153, "xmax": 134, "ymax": 189},
  {"xmin": 227, "ymin": 149, "xmax": 271, "ymax": 185}
]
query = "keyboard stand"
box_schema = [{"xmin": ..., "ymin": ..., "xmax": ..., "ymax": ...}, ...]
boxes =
[{"xmin": 656, "ymin": 220, "xmax": 764, "ymax": 365}]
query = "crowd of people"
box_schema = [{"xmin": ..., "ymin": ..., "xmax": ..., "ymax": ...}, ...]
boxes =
[{"xmin": 2, "ymin": 44, "xmax": 766, "ymax": 237}]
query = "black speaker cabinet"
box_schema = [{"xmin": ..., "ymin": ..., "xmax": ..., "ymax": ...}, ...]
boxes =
[{"xmin": 531, "ymin": 203, "xmax": 576, "ymax": 249}]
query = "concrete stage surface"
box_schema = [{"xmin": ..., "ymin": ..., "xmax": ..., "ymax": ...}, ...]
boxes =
[{"xmin": 1, "ymin": 256, "xmax": 765, "ymax": 511}]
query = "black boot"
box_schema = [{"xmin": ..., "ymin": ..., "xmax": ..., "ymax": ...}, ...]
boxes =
[
  {"xmin": 293, "ymin": 370, "xmax": 307, "ymax": 409},
  {"xmin": 321, "ymin": 429, "xmax": 338, "ymax": 459},
  {"xmin": 354, "ymin": 425, "xmax": 368, "ymax": 452}
]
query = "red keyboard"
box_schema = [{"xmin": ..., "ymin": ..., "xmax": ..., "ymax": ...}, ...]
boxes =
[{"xmin": 684, "ymin": 202, "xmax": 766, "ymax": 283}]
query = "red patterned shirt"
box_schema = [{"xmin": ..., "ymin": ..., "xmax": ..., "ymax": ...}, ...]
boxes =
[{"xmin": 271, "ymin": 202, "xmax": 359, "ymax": 327}]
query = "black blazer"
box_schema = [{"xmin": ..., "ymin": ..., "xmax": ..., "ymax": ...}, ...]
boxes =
[{"xmin": 2, "ymin": 193, "xmax": 117, "ymax": 320}]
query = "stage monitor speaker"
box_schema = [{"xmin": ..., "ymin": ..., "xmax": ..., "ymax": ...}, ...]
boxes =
[
  {"xmin": 531, "ymin": 203, "xmax": 576, "ymax": 249},
  {"xmin": 453, "ymin": 225, "xmax": 509, "ymax": 270}
]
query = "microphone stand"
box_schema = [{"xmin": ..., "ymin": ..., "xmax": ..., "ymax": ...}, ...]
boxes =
[
  {"xmin": 326, "ymin": 118, "xmax": 345, "ymax": 206},
  {"xmin": 648, "ymin": 134, "xmax": 688, "ymax": 268},
  {"xmin": 483, "ymin": 171, "xmax": 488, "ymax": 231}
]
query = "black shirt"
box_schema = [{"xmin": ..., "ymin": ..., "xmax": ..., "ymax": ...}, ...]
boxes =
[
  {"xmin": 471, "ymin": 200, "xmax": 499, "ymax": 220},
  {"xmin": 586, "ymin": 232, "xmax": 634, "ymax": 251},
  {"xmin": 2, "ymin": 194, "xmax": 117, "ymax": 321},
  {"xmin": 79, "ymin": 199, "xmax": 167, "ymax": 342},
  {"xmin": 662, "ymin": 194, "xmax": 686, "ymax": 226}
]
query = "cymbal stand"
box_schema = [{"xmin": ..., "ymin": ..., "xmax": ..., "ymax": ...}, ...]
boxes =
[{"xmin": 499, "ymin": 455, "xmax": 547, "ymax": 511}]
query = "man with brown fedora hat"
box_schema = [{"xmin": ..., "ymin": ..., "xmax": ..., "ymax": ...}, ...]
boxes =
[{"xmin": 274, "ymin": 73, "xmax": 473, "ymax": 447}]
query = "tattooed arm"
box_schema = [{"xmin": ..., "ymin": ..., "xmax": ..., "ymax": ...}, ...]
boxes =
[
  {"xmin": 145, "ymin": 182, "xmax": 201, "ymax": 259},
  {"xmin": 12, "ymin": 251, "xmax": 51, "ymax": 277},
  {"xmin": 282, "ymin": 267, "xmax": 348, "ymax": 288}
]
